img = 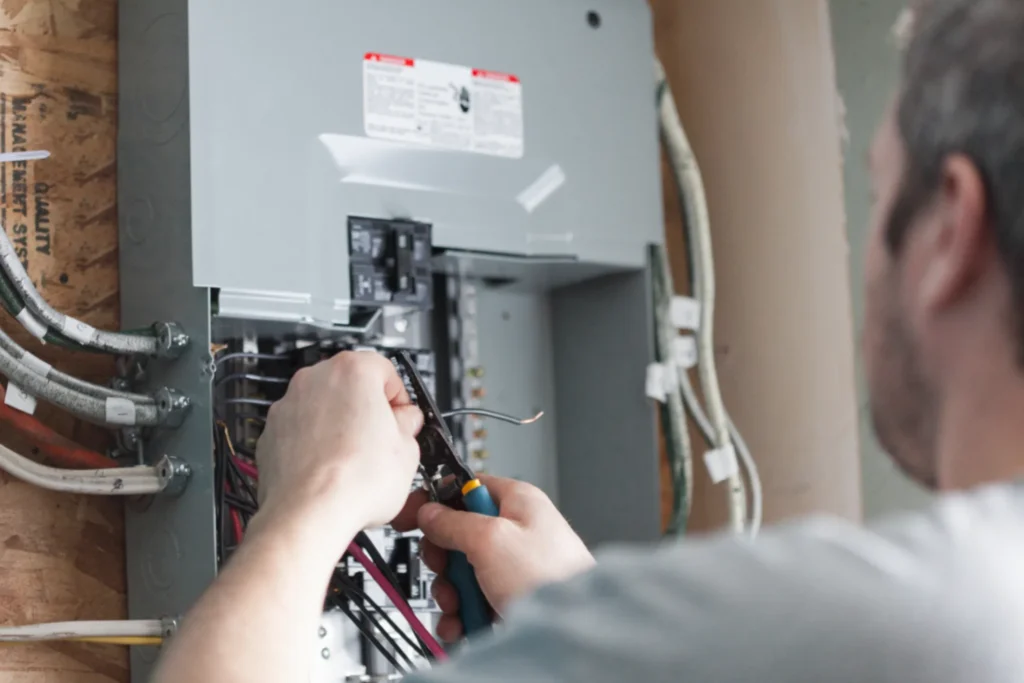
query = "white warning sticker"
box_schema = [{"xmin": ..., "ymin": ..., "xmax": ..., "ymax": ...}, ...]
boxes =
[{"xmin": 363, "ymin": 53, "xmax": 524, "ymax": 159}]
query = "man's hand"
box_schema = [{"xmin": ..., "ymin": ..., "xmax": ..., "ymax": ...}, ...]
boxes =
[
  {"xmin": 394, "ymin": 475, "xmax": 595, "ymax": 642},
  {"xmin": 253, "ymin": 351, "xmax": 423, "ymax": 550},
  {"xmin": 154, "ymin": 351, "xmax": 423, "ymax": 683}
]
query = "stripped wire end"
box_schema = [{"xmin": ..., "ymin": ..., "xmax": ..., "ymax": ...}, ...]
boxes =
[{"xmin": 519, "ymin": 410, "xmax": 544, "ymax": 425}]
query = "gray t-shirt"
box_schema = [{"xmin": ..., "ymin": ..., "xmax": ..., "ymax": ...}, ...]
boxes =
[{"xmin": 408, "ymin": 483, "xmax": 1024, "ymax": 682}]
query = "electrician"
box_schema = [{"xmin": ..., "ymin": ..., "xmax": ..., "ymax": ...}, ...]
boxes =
[{"xmin": 154, "ymin": 1, "xmax": 1024, "ymax": 680}]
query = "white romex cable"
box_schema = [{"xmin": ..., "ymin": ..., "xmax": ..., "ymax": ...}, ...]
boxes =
[
  {"xmin": 0, "ymin": 620, "xmax": 163, "ymax": 641},
  {"xmin": 653, "ymin": 244, "xmax": 694, "ymax": 529},
  {"xmin": 656, "ymin": 59, "xmax": 747, "ymax": 534},
  {"xmin": 679, "ymin": 370, "xmax": 763, "ymax": 536},
  {"xmin": 0, "ymin": 443, "xmax": 167, "ymax": 495},
  {"xmin": 0, "ymin": 225, "xmax": 159, "ymax": 356}
]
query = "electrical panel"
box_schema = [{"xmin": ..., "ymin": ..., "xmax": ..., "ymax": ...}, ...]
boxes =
[{"xmin": 118, "ymin": 0, "xmax": 663, "ymax": 680}]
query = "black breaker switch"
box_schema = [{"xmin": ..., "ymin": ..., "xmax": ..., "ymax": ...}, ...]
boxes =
[{"xmin": 348, "ymin": 217, "xmax": 432, "ymax": 308}]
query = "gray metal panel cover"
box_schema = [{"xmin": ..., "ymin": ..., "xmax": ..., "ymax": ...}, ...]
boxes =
[
  {"xmin": 187, "ymin": 0, "xmax": 661, "ymax": 321},
  {"xmin": 119, "ymin": 1, "xmax": 217, "ymax": 680},
  {"xmin": 553, "ymin": 270, "xmax": 661, "ymax": 546}
]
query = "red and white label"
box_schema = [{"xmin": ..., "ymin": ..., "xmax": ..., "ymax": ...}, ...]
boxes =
[
  {"xmin": 365, "ymin": 52, "xmax": 414, "ymax": 68},
  {"xmin": 363, "ymin": 53, "xmax": 524, "ymax": 159},
  {"xmin": 472, "ymin": 68, "xmax": 520, "ymax": 83}
]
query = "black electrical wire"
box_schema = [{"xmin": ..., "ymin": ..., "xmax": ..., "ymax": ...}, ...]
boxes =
[
  {"xmin": 214, "ymin": 427, "xmax": 229, "ymax": 564},
  {"xmin": 329, "ymin": 592, "xmax": 408, "ymax": 675},
  {"xmin": 215, "ymin": 373, "xmax": 291, "ymax": 388},
  {"xmin": 344, "ymin": 593, "xmax": 418, "ymax": 672},
  {"xmin": 350, "ymin": 532, "xmax": 435, "ymax": 664},
  {"xmin": 223, "ymin": 397, "xmax": 274, "ymax": 408},
  {"xmin": 354, "ymin": 531, "xmax": 405, "ymax": 597},
  {"xmin": 333, "ymin": 572, "xmax": 427, "ymax": 660},
  {"xmin": 225, "ymin": 452, "xmax": 258, "ymax": 505},
  {"xmin": 224, "ymin": 494, "xmax": 259, "ymax": 516},
  {"xmin": 330, "ymin": 556, "xmax": 421, "ymax": 668},
  {"xmin": 215, "ymin": 419, "xmax": 259, "ymax": 561},
  {"xmin": 215, "ymin": 352, "xmax": 287, "ymax": 367},
  {"xmin": 442, "ymin": 408, "xmax": 543, "ymax": 426}
]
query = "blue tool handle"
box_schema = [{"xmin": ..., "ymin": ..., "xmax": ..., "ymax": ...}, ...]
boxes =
[{"xmin": 447, "ymin": 481, "xmax": 499, "ymax": 637}]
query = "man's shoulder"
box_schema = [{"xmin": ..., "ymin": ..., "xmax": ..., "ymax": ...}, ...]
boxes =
[
  {"xmin": 426, "ymin": 485, "xmax": 1024, "ymax": 683},
  {"xmin": 636, "ymin": 481, "xmax": 1024, "ymax": 603},
  {"xmin": 562, "ymin": 483, "xmax": 1024, "ymax": 681}
]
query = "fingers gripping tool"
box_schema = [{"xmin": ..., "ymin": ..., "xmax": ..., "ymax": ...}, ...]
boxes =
[{"xmin": 394, "ymin": 352, "xmax": 497, "ymax": 637}]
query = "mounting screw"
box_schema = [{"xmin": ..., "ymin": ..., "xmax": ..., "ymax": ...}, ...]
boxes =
[
  {"xmin": 155, "ymin": 387, "xmax": 192, "ymax": 428},
  {"xmin": 200, "ymin": 356, "xmax": 217, "ymax": 378},
  {"xmin": 157, "ymin": 455, "xmax": 192, "ymax": 497},
  {"xmin": 587, "ymin": 10, "xmax": 601, "ymax": 28},
  {"xmin": 318, "ymin": 626, "xmax": 327, "ymax": 638},
  {"xmin": 119, "ymin": 427, "xmax": 141, "ymax": 450},
  {"xmin": 321, "ymin": 648, "xmax": 331, "ymax": 660},
  {"xmin": 154, "ymin": 322, "xmax": 191, "ymax": 359},
  {"xmin": 117, "ymin": 357, "xmax": 148, "ymax": 384}
]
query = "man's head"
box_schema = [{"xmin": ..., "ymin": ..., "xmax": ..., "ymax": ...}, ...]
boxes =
[{"xmin": 863, "ymin": 0, "xmax": 1024, "ymax": 488}]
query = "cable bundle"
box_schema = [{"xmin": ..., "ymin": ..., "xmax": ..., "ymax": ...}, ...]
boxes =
[
  {"xmin": 655, "ymin": 59, "xmax": 763, "ymax": 536},
  {"xmin": 0, "ymin": 228, "xmax": 159, "ymax": 356},
  {"xmin": 0, "ymin": 384, "xmax": 119, "ymax": 469},
  {"xmin": 0, "ymin": 151, "xmax": 186, "ymax": 427},
  {"xmin": 215, "ymin": 421, "xmax": 256, "ymax": 561}
]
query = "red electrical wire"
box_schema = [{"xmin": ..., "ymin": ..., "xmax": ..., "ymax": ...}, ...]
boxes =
[
  {"xmin": 229, "ymin": 508, "xmax": 245, "ymax": 544},
  {"xmin": 0, "ymin": 385, "xmax": 118, "ymax": 469},
  {"xmin": 221, "ymin": 473, "xmax": 248, "ymax": 544},
  {"xmin": 232, "ymin": 455, "xmax": 258, "ymax": 480}
]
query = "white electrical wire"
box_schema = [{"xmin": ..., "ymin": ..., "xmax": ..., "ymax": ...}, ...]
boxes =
[
  {"xmin": 0, "ymin": 228, "xmax": 158, "ymax": 356},
  {"xmin": 652, "ymin": 244, "xmax": 694, "ymax": 534},
  {"xmin": 0, "ymin": 335, "xmax": 161, "ymax": 425},
  {"xmin": 0, "ymin": 324, "xmax": 154, "ymax": 404},
  {"xmin": 727, "ymin": 418, "xmax": 762, "ymax": 536},
  {"xmin": 655, "ymin": 247, "xmax": 694, "ymax": 510},
  {"xmin": 656, "ymin": 58, "xmax": 748, "ymax": 534},
  {"xmin": 679, "ymin": 370, "xmax": 763, "ymax": 536},
  {"xmin": 0, "ymin": 442, "xmax": 167, "ymax": 495},
  {"xmin": 0, "ymin": 620, "xmax": 162, "ymax": 641}
]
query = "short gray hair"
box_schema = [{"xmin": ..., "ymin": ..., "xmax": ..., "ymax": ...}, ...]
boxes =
[{"xmin": 891, "ymin": 0, "xmax": 1024, "ymax": 358}]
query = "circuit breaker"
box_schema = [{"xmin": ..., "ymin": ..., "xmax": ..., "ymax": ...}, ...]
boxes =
[
  {"xmin": 348, "ymin": 217, "xmax": 433, "ymax": 307},
  {"xmin": 118, "ymin": 0, "xmax": 663, "ymax": 680}
]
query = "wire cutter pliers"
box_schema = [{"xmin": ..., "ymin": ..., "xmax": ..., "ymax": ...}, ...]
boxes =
[{"xmin": 394, "ymin": 351, "xmax": 498, "ymax": 637}]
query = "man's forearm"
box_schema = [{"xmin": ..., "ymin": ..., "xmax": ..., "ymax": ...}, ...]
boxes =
[{"xmin": 152, "ymin": 499, "xmax": 357, "ymax": 683}]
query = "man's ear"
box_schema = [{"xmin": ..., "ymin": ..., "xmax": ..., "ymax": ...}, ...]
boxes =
[{"xmin": 917, "ymin": 154, "xmax": 990, "ymax": 312}]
